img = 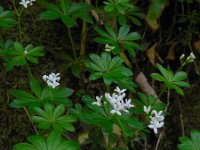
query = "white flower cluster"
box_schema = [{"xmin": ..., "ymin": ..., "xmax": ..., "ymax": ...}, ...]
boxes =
[
  {"xmin": 144, "ymin": 106, "xmax": 164, "ymax": 134},
  {"xmin": 93, "ymin": 87, "xmax": 134, "ymax": 116},
  {"xmin": 43, "ymin": 73, "xmax": 60, "ymax": 89},
  {"xmin": 19, "ymin": 0, "xmax": 36, "ymax": 8},
  {"xmin": 180, "ymin": 52, "xmax": 196, "ymax": 64},
  {"xmin": 105, "ymin": 44, "xmax": 115, "ymax": 52}
]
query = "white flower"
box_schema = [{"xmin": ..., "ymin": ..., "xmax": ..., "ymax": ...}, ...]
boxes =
[
  {"xmin": 43, "ymin": 72, "xmax": 60, "ymax": 89},
  {"xmin": 186, "ymin": 52, "xmax": 196, "ymax": 62},
  {"xmin": 19, "ymin": 0, "xmax": 30, "ymax": 8},
  {"xmin": 105, "ymin": 93, "xmax": 117, "ymax": 104},
  {"xmin": 148, "ymin": 118, "xmax": 164, "ymax": 134},
  {"xmin": 19, "ymin": 0, "xmax": 36, "ymax": 8},
  {"xmin": 151, "ymin": 110, "xmax": 164, "ymax": 122},
  {"xmin": 143, "ymin": 105, "xmax": 151, "ymax": 114},
  {"xmin": 104, "ymin": 87, "xmax": 134, "ymax": 116},
  {"xmin": 124, "ymin": 99, "xmax": 134, "ymax": 109},
  {"xmin": 147, "ymin": 110, "xmax": 165, "ymax": 134},
  {"xmin": 92, "ymin": 96, "xmax": 102, "ymax": 106},
  {"xmin": 181, "ymin": 52, "xmax": 196, "ymax": 65},
  {"xmin": 105, "ymin": 44, "xmax": 115, "ymax": 52},
  {"xmin": 114, "ymin": 86, "xmax": 126, "ymax": 95},
  {"xmin": 110, "ymin": 103, "xmax": 122, "ymax": 115}
]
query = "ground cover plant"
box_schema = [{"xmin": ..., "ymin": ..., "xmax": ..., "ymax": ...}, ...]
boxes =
[{"xmin": 0, "ymin": 0, "xmax": 200, "ymax": 150}]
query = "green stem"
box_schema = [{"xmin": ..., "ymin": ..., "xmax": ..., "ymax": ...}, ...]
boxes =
[
  {"xmin": 67, "ymin": 28, "xmax": 77, "ymax": 59},
  {"xmin": 12, "ymin": 1, "xmax": 23, "ymax": 44},
  {"xmin": 23, "ymin": 107, "xmax": 38, "ymax": 135},
  {"xmin": 18, "ymin": 15, "xmax": 23, "ymax": 44},
  {"xmin": 50, "ymin": 88, "xmax": 54, "ymax": 104},
  {"xmin": 26, "ymin": 62, "xmax": 33, "ymax": 79},
  {"xmin": 117, "ymin": 117, "xmax": 128, "ymax": 149},
  {"xmin": 153, "ymin": 87, "xmax": 166, "ymax": 104}
]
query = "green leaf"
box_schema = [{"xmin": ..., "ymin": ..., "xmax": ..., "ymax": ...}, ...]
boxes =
[
  {"xmin": 152, "ymin": 64, "xmax": 189, "ymax": 96},
  {"xmin": 105, "ymin": 24, "xmax": 117, "ymax": 40},
  {"xmin": 14, "ymin": 130, "xmax": 80, "ymax": 150},
  {"xmin": 109, "ymin": 56, "xmax": 124, "ymax": 70},
  {"xmin": 40, "ymin": 10, "xmax": 60, "ymax": 20},
  {"xmin": 173, "ymin": 72, "xmax": 188, "ymax": 81},
  {"xmin": 101, "ymin": 52, "xmax": 112, "ymax": 70},
  {"xmin": 150, "ymin": 73, "xmax": 166, "ymax": 82},
  {"xmin": 178, "ymin": 130, "xmax": 200, "ymax": 150},
  {"xmin": 118, "ymin": 24, "xmax": 130, "ymax": 40},
  {"xmin": 127, "ymin": 16, "xmax": 141, "ymax": 26},
  {"xmin": 32, "ymin": 103, "xmax": 76, "ymax": 132},
  {"xmin": 39, "ymin": 1, "xmax": 92, "ymax": 27},
  {"xmin": 89, "ymin": 53, "xmax": 105, "ymax": 71},
  {"xmin": 14, "ymin": 42, "xmax": 23, "ymax": 53},
  {"xmin": 30, "ymin": 79, "xmax": 42, "ymax": 97},
  {"xmin": 5, "ymin": 42, "xmax": 44, "ymax": 71},
  {"xmin": 61, "ymin": 15, "xmax": 76, "ymax": 28},
  {"xmin": 89, "ymin": 72, "xmax": 103, "ymax": 80},
  {"xmin": 103, "ymin": 73, "xmax": 113, "ymax": 85},
  {"xmin": 86, "ymin": 53, "xmax": 134, "ymax": 87},
  {"xmin": 0, "ymin": 6, "xmax": 16, "ymax": 29},
  {"xmin": 118, "ymin": 15, "xmax": 127, "ymax": 25},
  {"xmin": 68, "ymin": 3, "xmax": 92, "ymax": 14}
]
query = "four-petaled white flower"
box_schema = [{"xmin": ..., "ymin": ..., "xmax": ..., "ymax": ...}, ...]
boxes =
[
  {"xmin": 143, "ymin": 105, "xmax": 151, "ymax": 114},
  {"xmin": 19, "ymin": 0, "xmax": 36, "ymax": 8},
  {"xmin": 92, "ymin": 96, "xmax": 102, "ymax": 106},
  {"xmin": 19, "ymin": 0, "xmax": 30, "ymax": 8},
  {"xmin": 151, "ymin": 110, "xmax": 164, "ymax": 122},
  {"xmin": 114, "ymin": 86, "xmax": 126, "ymax": 95},
  {"xmin": 148, "ymin": 118, "xmax": 164, "ymax": 134},
  {"xmin": 104, "ymin": 87, "xmax": 134, "ymax": 115},
  {"xmin": 124, "ymin": 99, "xmax": 134, "ymax": 109},
  {"xmin": 43, "ymin": 72, "xmax": 60, "ymax": 89},
  {"xmin": 147, "ymin": 110, "xmax": 165, "ymax": 134}
]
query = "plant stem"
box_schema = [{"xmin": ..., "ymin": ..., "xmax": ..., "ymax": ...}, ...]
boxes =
[
  {"xmin": 155, "ymin": 88, "xmax": 170, "ymax": 150},
  {"xmin": 23, "ymin": 107, "xmax": 38, "ymax": 135},
  {"xmin": 178, "ymin": 98, "xmax": 185, "ymax": 136},
  {"xmin": 153, "ymin": 87, "xmax": 166, "ymax": 104},
  {"xmin": 12, "ymin": 1, "xmax": 23, "ymax": 44},
  {"xmin": 26, "ymin": 62, "xmax": 33, "ymax": 79},
  {"xmin": 166, "ymin": 88, "xmax": 171, "ymax": 110},
  {"xmin": 50, "ymin": 87, "xmax": 54, "ymax": 104},
  {"xmin": 119, "ymin": 51, "xmax": 132, "ymax": 69},
  {"xmin": 80, "ymin": 21, "xmax": 87, "ymax": 55},
  {"xmin": 18, "ymin": 14, "xmax": 23, "ymax": 44},
  {"xmin": 67, "ymin": 28, "xmax": 77, "ymax": 59},
  {"xmin": 117, "ymin": 117, "xmax": 128, "ymax": 149}
]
